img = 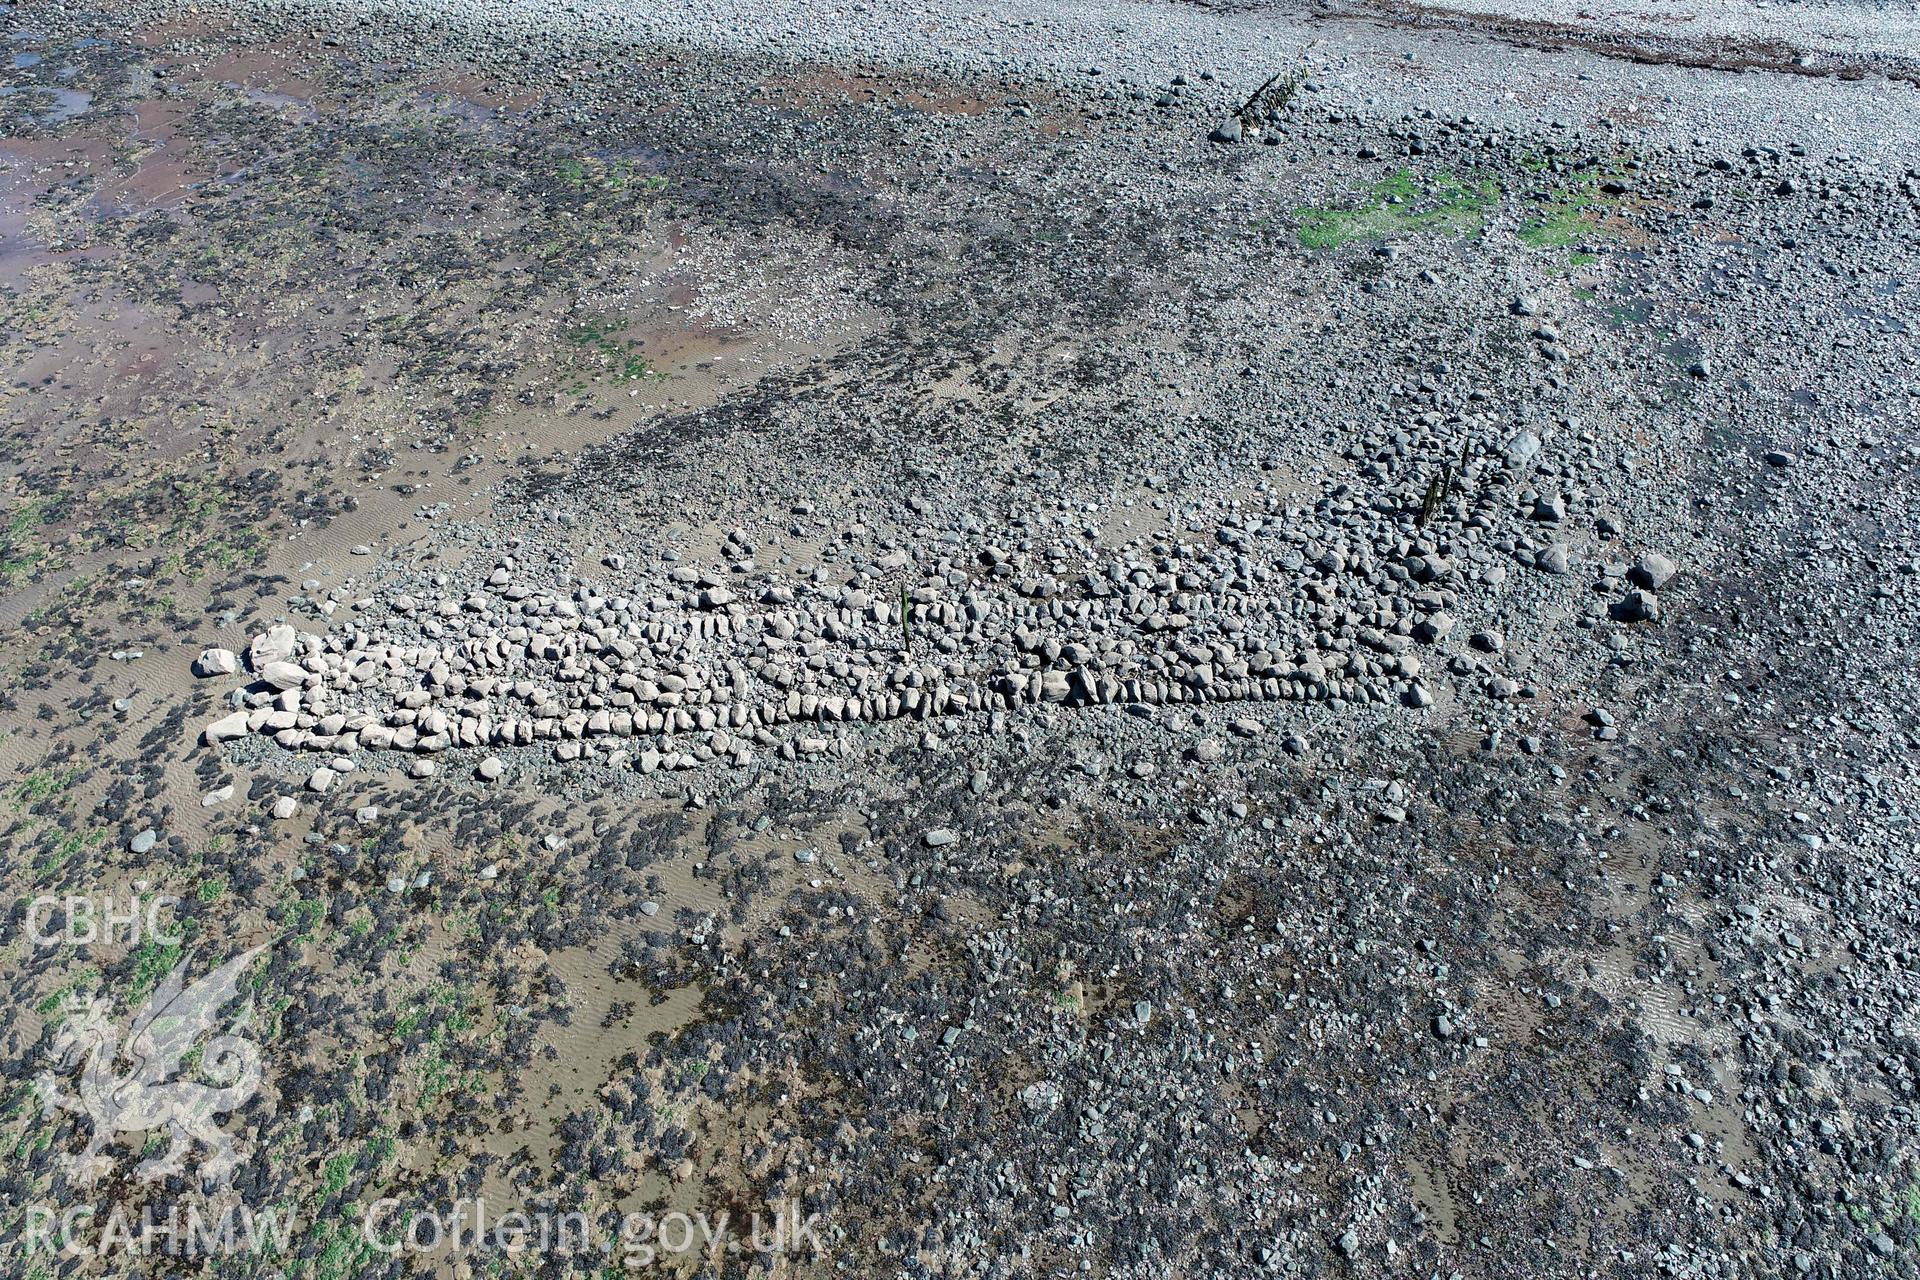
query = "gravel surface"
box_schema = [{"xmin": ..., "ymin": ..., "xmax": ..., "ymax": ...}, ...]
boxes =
[{"xmin": 3, "ymin": 0, "xmax": 1918, "ymax": 1277}]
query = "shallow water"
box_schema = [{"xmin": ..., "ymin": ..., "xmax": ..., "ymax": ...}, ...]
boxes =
[{"xmin": 0, "ymin": 84, "xmax": 91, "ymax": 124}]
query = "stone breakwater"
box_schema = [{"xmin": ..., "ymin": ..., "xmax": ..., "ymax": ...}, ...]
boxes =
[{"xmin": 197, "ymin": 405, "xmax": 1678, "ymax": 784}]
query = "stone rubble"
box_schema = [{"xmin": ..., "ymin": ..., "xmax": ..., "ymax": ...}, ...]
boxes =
[{"xmin": 202, "ymin": 421, "xmax": 1683, "ymax": 780}]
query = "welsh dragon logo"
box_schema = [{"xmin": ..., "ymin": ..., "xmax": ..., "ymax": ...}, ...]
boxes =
[{"xmin": 35, "ymin": 944, "xmax": 269, "ymax": 1188}]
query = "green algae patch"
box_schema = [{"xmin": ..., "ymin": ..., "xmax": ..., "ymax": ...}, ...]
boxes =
[
  {"xmin": 1291, "ymin": 168, "xmax": 1498, "ymax": 248},
  {"xmin": 1515, "ymin": 170, "xmax": 1629, "ymax": 256},
  {"xmin": 1518, "ymin": 180, "xmax": 1599, "ymax": 248}
]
